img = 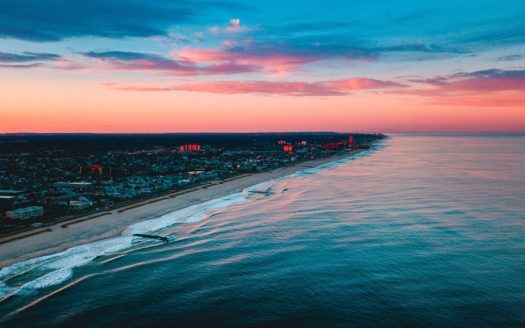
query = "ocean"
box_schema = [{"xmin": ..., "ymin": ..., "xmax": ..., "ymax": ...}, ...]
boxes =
[{"xmin": 1, "ymin": 134, "xmax": 525, "ymax": 327}]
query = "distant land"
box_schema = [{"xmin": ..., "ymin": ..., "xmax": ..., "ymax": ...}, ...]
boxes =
[{"xmin": 0, "ymin": 132, "xmax": 382, "ymax": 243}]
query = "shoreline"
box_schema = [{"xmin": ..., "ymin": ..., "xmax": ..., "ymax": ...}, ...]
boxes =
[{"xmin": 0, "ymin": 149, "xmax": 365, "ymax": 268}]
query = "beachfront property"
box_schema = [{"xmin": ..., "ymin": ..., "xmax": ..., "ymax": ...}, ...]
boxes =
[{"xmin": 0, "ymin": 133, "xmax": 383, "ymax": 235}]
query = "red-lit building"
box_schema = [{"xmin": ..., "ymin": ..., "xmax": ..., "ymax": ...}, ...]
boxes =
[
  {"xmin": 348, "ymin": 136, "xmax": 354, "ymax": 145},
  {"xmin": 180, "ymin": 144, "xmax": 201, "ymax": 152},
  {"xmin": 80, "ymin": 164, "xmax": 112, "ymax": 176},
  {"xmin": 90, "ymin": 164, "xmax": 103, "ymax": 174},
  {"xmin": 79, "ymin": 164, "xmax": 102, "ymax": 175},
  {"xmin": 323, "ymin": 141, "xmax": 345, "ymax": 150},
  {"xmin": 283, "ymin": 145, "xmax": 293, "ymax": 153}
]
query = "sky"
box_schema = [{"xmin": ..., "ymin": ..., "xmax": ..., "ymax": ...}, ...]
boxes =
[{"xmin": 1, "ymin": 0, "xmax": 524, "ymax": 133}]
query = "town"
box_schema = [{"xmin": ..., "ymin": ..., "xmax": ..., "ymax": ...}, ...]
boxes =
[{"xmin": 0, "ymin": 133, "xmax": 383, "ymax": 236}]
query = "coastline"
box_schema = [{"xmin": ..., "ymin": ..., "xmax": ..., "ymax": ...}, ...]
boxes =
[{"xmin": 0, "ymin": 149, "xmax": 365, "ymax": 268}]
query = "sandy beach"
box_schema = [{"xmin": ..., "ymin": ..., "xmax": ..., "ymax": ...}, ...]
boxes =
[{"xmin": 0, "ymin": 150, "xmax": 364, "ymax": 268}]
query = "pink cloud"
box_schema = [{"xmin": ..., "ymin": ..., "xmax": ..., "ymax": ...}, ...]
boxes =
[
  {"xmin": 397, "ymin": 73, "xmax": 525, "ymax": 106},
  {"xmin": 226, "ymin": 18, "xmax": 244, "ymax": 32},
  {"xmin": 328, "ymin": 78, "xmax": 402, "ymax": 90},
  {"xmin": 442, "ymin": 77, "xmax": 525, "ymax": 92},
  {"xmin": 104, "ymin": 77, "xmax": 405, "ymax": 96},
  {"xmin": 208, "ymin": 18, "xmax": 247, "ymax": 34},
  {"xmin": 176, "ymin": 47, "xmax": 323, "ymax": 75}
]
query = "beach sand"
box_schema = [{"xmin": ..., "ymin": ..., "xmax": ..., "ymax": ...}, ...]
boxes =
[{"xmin": 0, "ymin": 150, "xmax": 364, "ymax": 268}]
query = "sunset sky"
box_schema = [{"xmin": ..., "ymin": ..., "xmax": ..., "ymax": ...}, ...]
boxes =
[{"xmin": 1, "ymin": 0, "xmax": 524, "ymax": 133}]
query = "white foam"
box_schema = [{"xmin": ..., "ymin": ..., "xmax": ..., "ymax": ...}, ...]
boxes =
[
  {"xmin": 18, "ymin": 268, "xmax": 73, "ymax": 294},
  {"xmin": 124, "ymin": 191, "xmax": 250, "ymax": 235},
  {"xmin": 0, "ymin": 237, "xmax": 133, "ymax": 298},
  {"xmin": 0, "ymin": 192, "xmax": 256, "ymax": 299}
]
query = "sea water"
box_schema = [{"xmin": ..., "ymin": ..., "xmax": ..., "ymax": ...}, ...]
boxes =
[{"xmin": 1, "ymin": 134, "xmax": 524, "ymax": 327}]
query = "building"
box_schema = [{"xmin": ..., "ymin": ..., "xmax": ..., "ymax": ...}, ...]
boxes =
[
  {"xmin": 69, "ymin": 197, "xmax": 94, "ymax": 210},
  {"xmin": 323, "ymin": 141, "xmax": 345, "ymax": 150},
  {"xmin": 48, "ymin": 192, "xmax": 80, "ymax": 206},
  {"xmin": 6, "ymin": 206, "xmax": 44, "ymax": 220},
  {"xmin": 179, "ymin": 144, "xmax": 201, "ymax": 152}
]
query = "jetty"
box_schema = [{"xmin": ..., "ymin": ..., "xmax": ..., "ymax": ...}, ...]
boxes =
[
  {"xmin": 133, "ymin": 233, "xmax": 169, "ymax": 242},
  {"xmin": 249, "ymin": 190, "xmax": 272, "ymax": 195}
]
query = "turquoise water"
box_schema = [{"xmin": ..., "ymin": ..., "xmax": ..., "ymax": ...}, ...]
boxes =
[{"xmin": 1, "ymin": 134, "xmax": 525, "ymax": 327}]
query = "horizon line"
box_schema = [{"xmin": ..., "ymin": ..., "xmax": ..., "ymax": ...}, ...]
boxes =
[{"xmin": 1, "ymin": 131, "xmax": 525, "ymax": 136}]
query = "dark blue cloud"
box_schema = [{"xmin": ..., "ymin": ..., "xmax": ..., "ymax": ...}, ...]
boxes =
[
  {"xmin": 83, "ymin": 51, "xmax": 169, "ymax": 62},
  {"xmin": 228, "ymin": 36, "xmax": 461, "ymax": 64},
  {"xmin": 82, "ymin": 51, "xmax": 188, "ymax": 71},
  {"xmin": 454, "ymin": 68, "xmax": 525, "ymax": 79},
  {"xmin": 0, "ymin": 0, "xmax": 244, "ymax": 41},
  {"xmin": 0, "ymin": 63, "xmax": 43, "ymax": 68},
  {"xmin": 0, "ymin": 51, "xmax": 61, "ymax": 62},
  {"xmin": 410, "ymin": 68, "xmax": 525, "ymax": 86},
  {"xmin": 82, "ymin": 51, "xmax": 256, "ymax": 75}
]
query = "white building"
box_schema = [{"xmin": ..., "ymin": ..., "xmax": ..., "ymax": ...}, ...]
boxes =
[
  {"xmin": 6, "ymin": 206, "xmax": 44, "ymax": 220},
  {"xmin": 69, "ymin": 197, "xmax": 93, "ymax": 210}
]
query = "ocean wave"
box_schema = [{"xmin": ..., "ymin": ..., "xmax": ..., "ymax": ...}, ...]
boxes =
[
  {"xmin": 0, "ymin": 237, "xmax": 133, "ymax": 299},
  {"xmin": 124, "ymin": 191, "xmax": 251, "ymax": 235}
]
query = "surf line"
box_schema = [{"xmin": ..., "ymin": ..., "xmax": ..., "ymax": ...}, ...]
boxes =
[{"xmin": 8, "ymin": 273, "xmax": 98, "ymax": 318}]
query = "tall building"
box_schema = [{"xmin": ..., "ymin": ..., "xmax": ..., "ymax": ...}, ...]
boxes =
[{"xmin": 180, "ymin": 144, "xmax": 201, "ymax": 152}]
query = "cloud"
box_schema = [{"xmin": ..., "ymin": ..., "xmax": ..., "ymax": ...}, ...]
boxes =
[
  {"xmin": 399, "ymin": 68, "xmax": 525, "ymax": 106},
  {"xmin": 452, "ymin": 68, "xmax": 525, "ymax": 79},
  {"xmin": 104, "ymin": 77, "xmax": 405, "ymax": 96},
  {"xmin": 0, "ymin": 51, "xmax": 61, "ymax": 63},
  {"xmin": 209, "ymin": 18, "xmax": 249, "ymax": 35},
  {"xmin": 0, "ymin": 63, "xmax": 43, "ymax": 68},
  {"xmin": 175, "ymin": 44, "xmax": 370, "ymax": 75},
  {"xmin": 0, "ymin": 0, "xmax": 244, "ymax": 41},
  {"xmin": 226, "ymin": 18, "xmax": 244, "ymax": 32},
  {"xmin": 408, "ymin": 77, "xmax": 449, "ymax": 86},
  {"xmin": 0, "ymin": 51, "xmax": 63, "ymax": 69},
  {"xmin": 82, "ymin": 50, "xmax": 256, "ymax": 75},
  {"xmin": 199, "ymin": 18, "xmax": 461, "ymax": 67},
  {"xmin": 81, "ymin": 48, "xmax": 330, "ymax": 76}
]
